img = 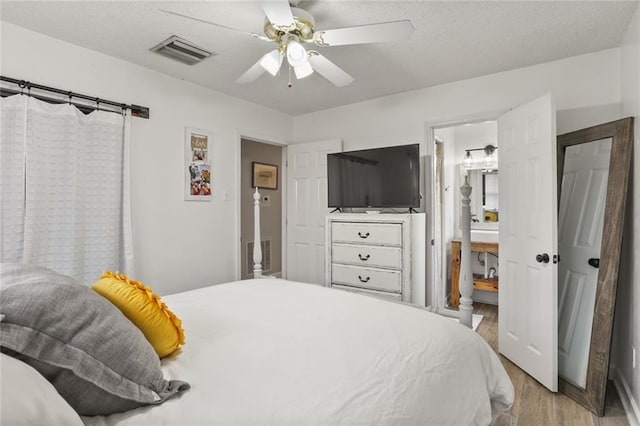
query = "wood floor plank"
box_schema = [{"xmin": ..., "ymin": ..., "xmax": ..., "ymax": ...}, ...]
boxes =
[
  {"xmin": 515, "ymin": 374, "xmax": 555, "ymax": 426},
  {"xmin": 494, "ymin": 356, "xmax": 525, "ymax": 418},
  {"xmin": 593, "ymin": 409, "xmax": 630, "ymax": 426},
  {"xmin": 472, "ymin": 303, "xmax": 628, "ymax": 426},
  {"xmin": 492, "ymin": 412, "xmax": 516, "ymax": 426},
  {"xmin": 554, "ymin": 391, "xmax": 595, "ymax": 425},
  {"xmin": 605, "ymin": 381, "xmax": 626, "ymax": 411}
]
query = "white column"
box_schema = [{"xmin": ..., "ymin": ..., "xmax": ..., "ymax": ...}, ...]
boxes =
[
  {"xmin": 459, "ymin": 176, "xmax": 473, "ymax": 328},
  {"xmin": 253, "ymin": 187, "xmax": 263, "ymax": 278}
]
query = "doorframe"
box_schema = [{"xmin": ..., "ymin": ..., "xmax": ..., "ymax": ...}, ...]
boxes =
[
  {"xmin": 424, "ymin": 109, "xmax": 506, "ymax": 316},
  {"xmin": 235, "ymin": 131, "xmax": 287, "ymax": 281}
]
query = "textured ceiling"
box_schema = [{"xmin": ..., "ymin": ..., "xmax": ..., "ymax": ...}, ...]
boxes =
[{"xmin": 1, "ymin": 1, "xmax": 638, "ymax": 116}]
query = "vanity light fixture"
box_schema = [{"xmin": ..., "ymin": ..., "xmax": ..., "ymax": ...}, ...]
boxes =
[
  {"xmin": 462, "ymin": 151, "xmax": 474, "ymax": 169},
  {"xmin": 482, "ymin": 145, "xmax": 498, "ymax": 170},
  {"xmin": 462, "ymin": 144, "xmax": 498, "ymax": 170}
]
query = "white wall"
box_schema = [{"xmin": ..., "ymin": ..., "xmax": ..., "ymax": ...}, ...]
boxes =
[
  {"xmin": 293, "ymin": 48, "xmax": 622, "ymax": 150},
  {"xmin": 1, "ymin": 22, "xmax": 293, "ymax": 295},
  {"xmin": 614, "ymin": 4, "xmax": 640, "ymax": 422}
]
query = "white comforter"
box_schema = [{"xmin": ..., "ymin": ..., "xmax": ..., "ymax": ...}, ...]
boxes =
[{"xmin": 85, "ymin": 279, "xmax": 513, "ymax": 425}]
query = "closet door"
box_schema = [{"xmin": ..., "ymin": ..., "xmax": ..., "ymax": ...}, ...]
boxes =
[
  {"xmin": 498, "ymin": 93, "xmax": 558, "ymax": 392},
  {"xmin": 286, "ymin": 139, "xmax": 342, "ymax": 284}
]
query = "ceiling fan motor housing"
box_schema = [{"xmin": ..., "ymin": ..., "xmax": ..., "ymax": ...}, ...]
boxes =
[{"xmin": 264, "ymin": 7, "xmax": 316, "ymax": 44}]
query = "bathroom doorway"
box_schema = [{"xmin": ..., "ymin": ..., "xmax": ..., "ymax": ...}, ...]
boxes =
[
  {"xmin": 432, "ymin": 121, "xmax": 499, "ymax": 309},
  {"xmin": 240, "ymin": 138, "xmax": 284, "ymax": 279}
]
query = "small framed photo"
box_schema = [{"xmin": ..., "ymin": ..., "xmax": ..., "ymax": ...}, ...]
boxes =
[
  {"xmin": 252, "ymin": 162, "xmax": 278, "ymax": 190},
  {"xmin": 185, "ymin": 127, "xmax": 213, "ymax": 201}
]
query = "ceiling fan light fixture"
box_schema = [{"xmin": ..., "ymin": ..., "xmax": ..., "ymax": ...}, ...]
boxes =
[
  {"xmin": 259, "ymin": 49, "xmax": 283, "ymax": 76},
  {"xmin": 286, "ymin": 40, "xmax": 307, "ymax": 67},
  {"xmin": 294, "ymin": 60, "xmax": 313, "ymax": 79}
]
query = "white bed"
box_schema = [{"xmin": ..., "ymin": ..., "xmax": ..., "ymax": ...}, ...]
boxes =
[
  {"xmin": 84, "ymin": 278, "xmax": 513, "ymax": 425},
  {"xmin": 1, "ymin": 189, "xmax": 512, "ymax": 425}
]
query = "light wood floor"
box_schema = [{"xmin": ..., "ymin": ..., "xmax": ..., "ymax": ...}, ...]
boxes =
[{"xmin": 472, "ymin": 303, "xmax": 629, "ymax": 426}]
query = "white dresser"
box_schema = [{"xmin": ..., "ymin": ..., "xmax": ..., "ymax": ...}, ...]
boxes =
[{"xmin": 324, "ymin": 213, "xmax": 426, "ymax": 305}]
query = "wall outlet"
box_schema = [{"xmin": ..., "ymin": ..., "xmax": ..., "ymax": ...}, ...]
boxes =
[{"xmin": 633, "ymin": 347, "xmax": 636, "ymax": 369}]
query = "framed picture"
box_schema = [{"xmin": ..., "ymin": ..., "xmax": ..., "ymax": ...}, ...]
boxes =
[
  {"xmin": 252, "ymin": 162, "xmax": 278, "ymax": 190},
  {"xmin": 185, "ymin": 127, "xmax": 213, "ymax": 201}
]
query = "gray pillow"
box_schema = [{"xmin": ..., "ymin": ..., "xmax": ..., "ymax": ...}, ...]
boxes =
[{"xmin": 0, "ymin": 263, "xmax": 190, "ymax": 415}]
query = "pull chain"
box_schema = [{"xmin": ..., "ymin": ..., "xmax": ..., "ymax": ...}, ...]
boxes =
[{"xmin": 288, "ymin": 66, "xmax": 293, "ymax": 88}]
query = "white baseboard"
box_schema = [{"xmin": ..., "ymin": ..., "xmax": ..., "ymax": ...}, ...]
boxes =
[{"xmin": 610, "ymin": 365, "xmax": 640, "ymax": 426}]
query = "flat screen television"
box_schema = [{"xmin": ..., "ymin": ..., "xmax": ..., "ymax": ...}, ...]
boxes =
[{"xmin": 327, "ymin": 143, "xmax": 420, "ymax": 208}]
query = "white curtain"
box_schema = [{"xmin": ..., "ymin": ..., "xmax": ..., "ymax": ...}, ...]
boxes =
[{"xmin": 0, "ymin": 95, "xmax": 134, "ymax": 284}]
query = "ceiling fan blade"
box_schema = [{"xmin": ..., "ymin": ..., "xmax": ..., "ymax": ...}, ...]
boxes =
[
  {"xmin": 237, "ymin": 59, "xmax": 267, "ymax": 84},
  {"xmin": 159, "ymin": 9, "xmax": 270, "ymax": 41},
  {"xmin": 314, "ymin": 20, "xmax": 414, "ymax": 47},
  {"xmin": 261, "ymin": 0, "xmax": 295, "ymax": 27},
  {"xmin": 308, "ymin": 53, "xmax": 354, "ymax": 87}
]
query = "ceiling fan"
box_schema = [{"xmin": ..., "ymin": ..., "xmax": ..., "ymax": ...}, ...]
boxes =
[{"xmin": 160, "ymin": 0, "xmax": 414, "ymax": 87}]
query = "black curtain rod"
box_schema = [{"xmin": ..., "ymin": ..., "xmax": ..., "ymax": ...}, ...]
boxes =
[
  {"xmin": 0, "ymin": 87, "xmax": 119, "ymax": 117},
  {"xmin": 0, "ymin": 75, "xmax": 149, "ymax": 119}
]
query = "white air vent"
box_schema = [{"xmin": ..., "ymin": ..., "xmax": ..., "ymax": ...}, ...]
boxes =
[
  {"xmin": 150, "ymin": 35, "xmax": 213, "ymax": 65},
  {"xmin": 247, "ymin": 240, "xmax": 271, "ymax": 275}
]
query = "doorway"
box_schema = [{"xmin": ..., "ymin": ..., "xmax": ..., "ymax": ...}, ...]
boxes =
[
  {"xmin": 427, "ymin": 94, "xmax": 559, "ymax": 393},
  {"xmin": 240, "ymin": 138, "xmax": 284, "ymax": 279},
  {"xmin": 431, "ymin": 121, "xmax": 500, "ymax": 311}
]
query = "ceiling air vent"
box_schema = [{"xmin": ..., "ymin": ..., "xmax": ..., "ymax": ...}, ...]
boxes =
[{"xmin": 150, "ymin": 35, "xmax": 213, "ymax": 65}]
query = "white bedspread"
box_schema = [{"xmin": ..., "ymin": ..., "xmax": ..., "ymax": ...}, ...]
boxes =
[{"xmin": 84, "ymin": 279, "xmax": 513, "ymax": 425}]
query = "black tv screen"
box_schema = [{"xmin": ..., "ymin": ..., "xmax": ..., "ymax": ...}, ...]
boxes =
[{"xmin": 327, "ymin": 144, "xmax": 420, "ymax": 208}]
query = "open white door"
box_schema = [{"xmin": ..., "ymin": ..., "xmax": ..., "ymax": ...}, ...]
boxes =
[
  {"xmin": 498, "ymin": 93, "xmax": 558, "ymax": 391},
  {"xmin": 286, "ymin": 139, "xmax": 342, "ymax": 284}
]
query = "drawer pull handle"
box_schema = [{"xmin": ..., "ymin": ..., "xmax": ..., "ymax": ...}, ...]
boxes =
[
  {"xmin": 358, "ymin": 254, "xmax": 370, "ymax": 261},
  {"xmin": 358, "ymin": 275, "xmax": 370, "ymax": 283},
  {"xmin": 358, "ymin": 232, "xmax": 370, "ymax": 239}
]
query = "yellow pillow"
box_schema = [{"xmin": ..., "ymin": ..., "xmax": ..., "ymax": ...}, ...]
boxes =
[{"xmin": 92, "ymin": 272, "xmax": 185, "ymax": 358}]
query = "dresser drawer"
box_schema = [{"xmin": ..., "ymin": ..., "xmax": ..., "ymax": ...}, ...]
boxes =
[
  {"xmin": 332, "ymin": 284, "xmax": 402, "ymax": 302},
  {"xmin": 331, "ymin": 222, "xmax": 402, "ymax": 246},
  {"xmin": 331, "ymin": 264, "xmax": 401, "ymax": 293},
  {"xmin": 332, "ymin": 243, "xmax": 402, "ymax": 269}
]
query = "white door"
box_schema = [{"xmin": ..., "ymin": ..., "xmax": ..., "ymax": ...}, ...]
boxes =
[
  {"xmin": 498, "ymin": 93, "xmax": 558, "ymax": 391},
  {"xmin": 286, "ymin": 139, "xmax": 342, "ymax": 283},
  {"xmin": 557, "ymin": 137, "xmax": 611, "ymax": 387}
]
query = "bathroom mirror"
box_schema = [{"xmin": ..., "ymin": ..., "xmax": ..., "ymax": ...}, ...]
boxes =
[
  {"xmin": 556, "ymin": 117, "xmax": 634, "ymax": 415},
  {"xmin": 458, "ymin": 165, "xmax": 499, "ymax": 230}
]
